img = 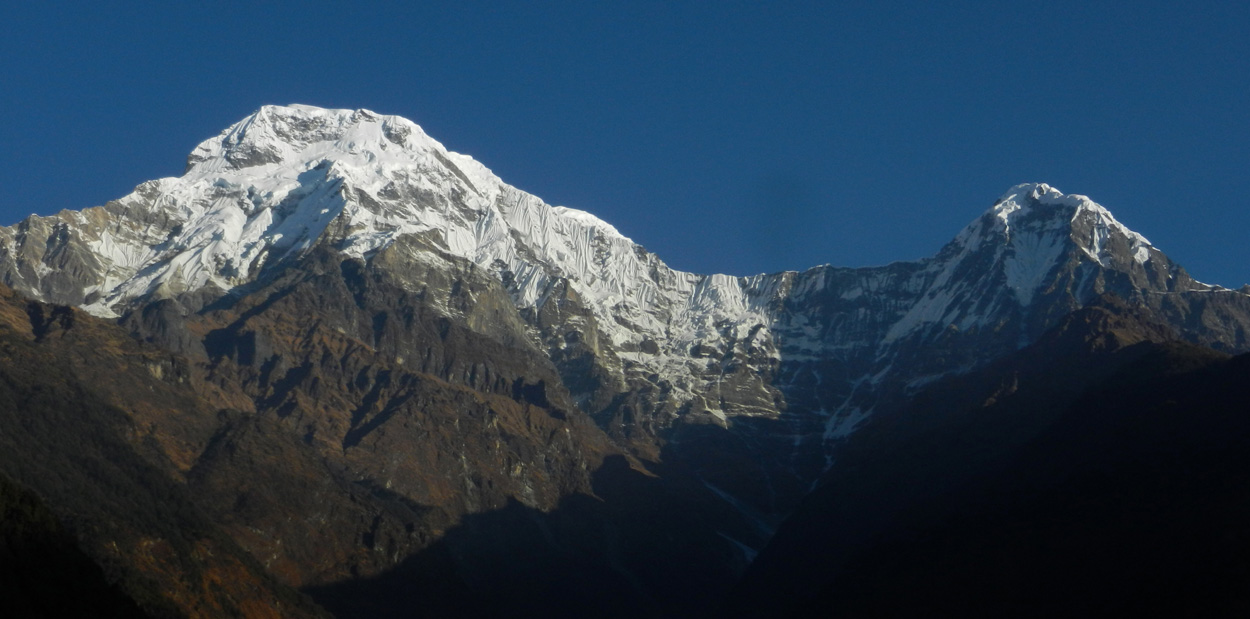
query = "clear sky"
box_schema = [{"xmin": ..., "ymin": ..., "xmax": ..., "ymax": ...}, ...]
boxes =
[{"xmin": 3, "ymin": 1, "xmax": 1248, "ymax": 286}]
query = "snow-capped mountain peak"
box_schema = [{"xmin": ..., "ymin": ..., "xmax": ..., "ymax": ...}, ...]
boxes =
[
  {"xmin": 989, "ymin": 182, "xmax": 1154, "ymax": 266},
  {"xmin": 6, "ymin": 105, "xmax": 653, "ymax": 320},
  {"xmin": 881, "ymin": 183, "xmax": 1190, "ymax": 347},
  {"xmin": 1, "ymin": 107, "xmax": 1240, "ymax": 478}
]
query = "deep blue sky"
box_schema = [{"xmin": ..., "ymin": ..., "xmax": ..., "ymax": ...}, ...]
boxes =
[{"xmin": 3, "ymin": 2, "xmax": 1248, "ymax": 286}]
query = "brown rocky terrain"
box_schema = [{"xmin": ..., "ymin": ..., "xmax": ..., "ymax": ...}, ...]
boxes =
[
  {"xmin": 0, "ymin": 284, "xmax": 326, "ymax": 617},
  {"xmin": 0, "ymin": 240, "xmax": 762, "ymax": 616}
]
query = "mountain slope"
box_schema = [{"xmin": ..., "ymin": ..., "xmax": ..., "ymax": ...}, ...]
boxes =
[
  {"xmin": 0, "ymin": 246, "xmax": 763, "ymax": 616},
  {"xmin": 0, "ymin": 285, "xmax": 329, "ymax": 618}
]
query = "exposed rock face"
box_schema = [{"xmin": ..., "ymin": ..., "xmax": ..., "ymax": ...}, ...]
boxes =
[
  {"xmin": 177, "ymin": 242, "xmax": 617, "ymax": 588},
  {"xmin": 0, "ymin": 264, "xmax": 763, "ymax": 615},
  {"xmin": 2, "ymin": 105, "xmax": 1250, "ymax": 614}
]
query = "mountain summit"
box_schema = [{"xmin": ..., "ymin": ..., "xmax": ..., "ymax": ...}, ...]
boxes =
[{"xmin": 2, "ymin": 105, "xmax": 1248, "ymax": 515}]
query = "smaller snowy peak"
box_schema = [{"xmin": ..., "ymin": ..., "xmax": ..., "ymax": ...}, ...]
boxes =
[
  {"xmin": 994, "ymin": 183, "xmax": 1150, "ymax": 239},
  {"xmin": 981, "ymin": 183, "xmax": 1155, "ymax": 265},
  {"xmin": 990, "ymin": 183, "xmax": 1085, "ymax": 229},
  {"xmin": 886, "ymin": 183, "xmax": 1175, "ymax": 342}
]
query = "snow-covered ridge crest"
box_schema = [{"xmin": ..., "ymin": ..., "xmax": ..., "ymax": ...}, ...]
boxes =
[
  {"xmin": 1, "ymin": 104, "xmax": 783, "ymax": 409},
  {"xmin": 77, "ymin": 104, "xmax": 657, "ymax": 316}
]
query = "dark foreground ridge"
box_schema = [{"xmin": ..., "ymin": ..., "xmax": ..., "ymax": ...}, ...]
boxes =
[{"xmin": 733, "ymin": 302, "xmax": 1250, "ymax": 617}]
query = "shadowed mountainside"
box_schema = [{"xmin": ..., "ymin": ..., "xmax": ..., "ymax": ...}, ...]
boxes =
[
  {"xmin": 732, "ymin": 299, "xmax": 1250, "ymax": 617},
  {"xmin": 0, "ymin": 472, "xmax": 149, "ymax": 618}
]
